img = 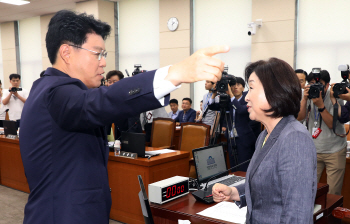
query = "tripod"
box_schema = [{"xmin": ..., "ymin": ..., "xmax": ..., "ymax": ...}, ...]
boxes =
[{"xmin": 209, "ymin": 94, "xmax": 239, "ymax": 170}]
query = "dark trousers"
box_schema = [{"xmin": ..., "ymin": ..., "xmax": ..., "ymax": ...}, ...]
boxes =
[{"xmin": 227, "ymin": 133, "xmax": 255, "ymax": 172}]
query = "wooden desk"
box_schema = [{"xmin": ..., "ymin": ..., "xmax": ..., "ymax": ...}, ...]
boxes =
[
  {"xmin": 320, "ymin": 157, "xmax": 350, "ymax": 208},
  {"xmin": 151, "ymin": 173, "xmax": 342, "ymax": 224},
  {"xmin": 108, "ymin": 147, "xmax": 189, "ymax": 224},
  {"xmin": 0, "ymin": 135, "xmax": 29, "ymax": 193},
  {"xmin": 0, "ymin": 136, "xmax": 189, "ymax": 224}
]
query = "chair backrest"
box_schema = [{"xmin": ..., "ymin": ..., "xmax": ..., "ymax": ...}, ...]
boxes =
[
  {"xmin": 179, "ymin": 122, "xmax": 210, "ymax": 159},
  {"xmin": 345, "ymin": 124, "xmax": 350, "ymax": 141},
  {"xmin": 150, "ymin": 118, "xmax": 175, "ymax": 148}
]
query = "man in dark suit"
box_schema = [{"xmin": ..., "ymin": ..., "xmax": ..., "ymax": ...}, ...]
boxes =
[
  {"xmin": 175, "ymin": 97, "xmax": 196, "ymax": 125},
  {"xmin": 209, "ymin": 77, "xmax": 256, "ymax": 171},
  {"xmin": 19, "ymin": 10, "xmax": 229, "ymax": 224}
]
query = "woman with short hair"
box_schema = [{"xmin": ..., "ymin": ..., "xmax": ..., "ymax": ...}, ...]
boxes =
[{"xmin": 212, "ymin": 58, "xmax": 317, "ymax": 224}]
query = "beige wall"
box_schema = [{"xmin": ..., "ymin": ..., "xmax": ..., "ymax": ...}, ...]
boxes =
[
  {"xmin": 251, "ymin": 0, "xmax": 295, "ymax": 67},
  {"xmin": 0, "ymin": 22, "xmax": 16, "ymax": 89},
  {"xmin": 160, "ymin": 0, "xmax": 191, "ymax": 112},
  {"xmin": 40, "ymin": 14, "xmax": 54, "ymax": 70}
]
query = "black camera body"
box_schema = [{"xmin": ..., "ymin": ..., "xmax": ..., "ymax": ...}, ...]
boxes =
[
  {"xmin": 308, "ymin": 68, "xmax": 325, "ymax": 99},
  {"xmin": 333, "ymin": 64, "xmax": 350, "ymax": 98},
  {"xmin": 216, "ymin": 67, "xmax": 236, "ymax": 93},
  {"xmin": 132, "ymin": 64, "xmax": 147, "ymax": 76},
  {"xmin": 9, "ymin": 87, "xmax": 22, "ymax": 92}
]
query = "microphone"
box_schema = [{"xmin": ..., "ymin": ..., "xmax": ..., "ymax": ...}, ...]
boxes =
[
  {"xmin": 116, "ymin": 120, "xmax": 140, "ymax": 141},
  {"xmin": 191, "ymin": 159, "xmax": 250, "ymax": 204}
]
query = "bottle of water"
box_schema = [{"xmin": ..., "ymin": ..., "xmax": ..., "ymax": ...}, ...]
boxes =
[{"xmin": 114, "ymin": 140, "xmax": 121, "ymax": 156}]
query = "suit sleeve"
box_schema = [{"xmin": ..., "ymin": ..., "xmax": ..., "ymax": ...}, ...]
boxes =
[
  {"xmin": 175, "ymin": 114, "xmax": 180, "ymax": 122},
  {"xmin": 278, "ymin": 131, "xmax": 317, "ymax": 223},
  {"xmin": 234, "ymin": 183, "xmax": 247, "ymax": 208},
  {"xmin": 188, "ymin": 110, "xmax": 196, "ymax": 122},
  {"xmin": 46, "ymin": 70, "xmax": 169, "ymax": 131},
  {"xmin": 231, "ymin": 98, "xmax": 248, "ymax": 115}
]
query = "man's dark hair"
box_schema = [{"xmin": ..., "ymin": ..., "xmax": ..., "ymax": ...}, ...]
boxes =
[
  {"xmin": 169, "ymin": 99, "xmax": 178, "ymax": 105},
  {"xmin": 307, "ymin": 70, "xmax": 330, "ymax": 84},
  {"xmin": 46, "ymin": 10, "xmax": 111, "ymax": 65},
  {"xmin": 244, "ymin": 58, "xmax": 301, "ymax": 118},
  {"xmin": 182, "ymin": 98, "xmax": 192, "ymax": 105},
  {"xmin": 295, "ymin": 69, "xmax": 308, "ymax": 80},
  {"xmin": 9, "ymin": 74, "xmax": 20, "ymax": 80},
  {"xmin": 235, "ymin": 77, "xmax": 245, "ymax": 87},
  {"xmin": 40, "ymin": 70, "xmax": 46, "ymax": 78},
  {"xmin": 106, "ymin": 70, "xmax": 124, "ymax": 81},
  {"xmin": 200, "ymin": 100, "xmax": 203, "ymax": 103}
]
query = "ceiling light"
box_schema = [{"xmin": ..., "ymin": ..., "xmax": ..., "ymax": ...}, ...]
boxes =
[{"xmin": 0, "ymin": 0, "xmax": 30, "ymax": 6}]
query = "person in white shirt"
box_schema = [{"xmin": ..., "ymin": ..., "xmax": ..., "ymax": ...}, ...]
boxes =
[
  {"xmin": 168, "ymin": 98, "xmax": 180, "ymax": 119},
  {"xmin": 2, "ymin": 74, "xmax": 28, "ymax": 128}
]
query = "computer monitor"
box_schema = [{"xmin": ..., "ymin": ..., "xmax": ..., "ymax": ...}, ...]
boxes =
[
  {"xmin": 3, "ymin": 120, "xmax": 18, "ymax": 136},
  {"xmin": 137, "ymin": 175, "xmax": 154, "ymax": 224},
  {"xmin": 192, "ymin": 144, "xmax": 228, "ymax": 185},
  {"xmin": 121, "ymin": 132, "xmax": 146, "ymax": 157}
]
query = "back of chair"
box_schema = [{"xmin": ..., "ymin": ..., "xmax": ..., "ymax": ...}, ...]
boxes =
[
  {"xmin": 150, "ymin": 118, "xmax": 175, "ymax": 148},
  {"xmin": 345, "ymin": 124, "xmax": 350, "ymax": 141},
  {"xmin": 179, "ymin": 122, "xmax": 210, "ymax": 159}
]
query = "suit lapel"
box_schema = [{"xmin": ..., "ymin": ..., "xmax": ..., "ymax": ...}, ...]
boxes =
[{"xmin": 248, "ymin": 116, "xmax": 292, "ymax": 182}]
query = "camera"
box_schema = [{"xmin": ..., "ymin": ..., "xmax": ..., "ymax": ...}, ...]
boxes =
[
  {"xmin": 308, "ymin": 68, "xmax": 325, "ymax": 99},
  {"xmin": 333, "ymin": 64, "xmax": 350, "ymax": 98},
  {"xmin": 9, "ymin": 87, "xmax": 22, "ymax": 92},
  {"xmin": 132, "ymin": 64, "xmax": 147, "ymax": 76},
  {"xmin": 216, "ymin": 67, "xmax": 236, "ymax": 93}
]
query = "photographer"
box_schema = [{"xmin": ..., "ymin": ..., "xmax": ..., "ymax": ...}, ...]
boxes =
[
  {"xmin": 208, "ymin": 77, "xmax": 256, "ymax": 171},
  {"xmin": 2, "ymin": 74, "xmax": 28, "ymax": 128},
  {"xmin": 297, "ymin": 70, "xmax": 346, "ymax": 195}
]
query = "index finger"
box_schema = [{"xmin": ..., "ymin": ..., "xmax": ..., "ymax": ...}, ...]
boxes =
[{"xmin": 198, "ymin": 45, "xmax": 230, "ymax": 57}]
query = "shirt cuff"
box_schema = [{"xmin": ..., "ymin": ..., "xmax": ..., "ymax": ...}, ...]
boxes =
[
  {"xmin": 153, "ymin": 65, "xmax": 181, "ymax": 106},
  {"xmin": 230, "ymin": 96, "xmax": 235, "ymax": 102}
]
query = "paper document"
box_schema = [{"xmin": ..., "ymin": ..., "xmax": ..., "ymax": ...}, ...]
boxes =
[
  {"xmin": 197, "ymin": 201, "xmax": 246, "ymax": 224},
  {"xmin": 178, "ymin": 220, "xmax": 191, "ymax": 224},
  {"xmin": 149, "ymin": 149, "xmax": 176, "ymax": 154}
]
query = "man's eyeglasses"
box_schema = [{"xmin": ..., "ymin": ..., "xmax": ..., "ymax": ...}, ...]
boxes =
[{"xmin": 69, "ymin": 45, "xmax": 107, "ymax": 61}]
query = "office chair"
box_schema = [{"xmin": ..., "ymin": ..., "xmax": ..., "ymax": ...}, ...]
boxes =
[
  {"xmin": 150, "ymin": 118, "xmax": 176, "ymax": 149},
  {"xmin": 179, "ymin": 122, "xmax": 210, "ymax": 178}
]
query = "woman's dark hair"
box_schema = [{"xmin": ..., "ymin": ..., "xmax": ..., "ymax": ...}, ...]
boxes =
[
  {"xmin": 244, "ymin": 58, "xmax": 301, "ymax": 118},
  {"xmin": 46, "ymin": 10, "xmax": 111, "ymax": 65},
  {"xmin": 106, "ymin": 70, "xmax": 124, "ymax": 81}
]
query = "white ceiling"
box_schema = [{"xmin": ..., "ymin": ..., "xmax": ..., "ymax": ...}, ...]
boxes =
[{"xmin": 0, "ymin": 0, "xmax": 92, "ymax": 23}]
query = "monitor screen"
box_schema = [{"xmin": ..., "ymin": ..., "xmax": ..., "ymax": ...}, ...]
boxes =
[{"xmin": 193, "ymin": 145, "xmax": 227, "ymax": 184}]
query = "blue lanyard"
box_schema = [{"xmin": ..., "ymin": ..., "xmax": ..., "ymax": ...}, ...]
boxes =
[{"xmin": 203, "ymin": 93, "xmax": 212, "ymax": 112}]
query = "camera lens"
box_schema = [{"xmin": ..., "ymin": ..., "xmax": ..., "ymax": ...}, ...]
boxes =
[{"xmin": 218, "ymin": 83, "xmax": 226, "ymax": 90}]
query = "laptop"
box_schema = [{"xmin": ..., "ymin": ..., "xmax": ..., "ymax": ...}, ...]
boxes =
[
  {"xmin": 120, "ymin": 132, "xmax": 159, "ymax": 158},
  {"xmin": 3, "ymin": 120, "xmax": 18, "ymax": 136},
  {"xmin": 192, "ymin": 144, "xmax": 245, "ymax": 190}
]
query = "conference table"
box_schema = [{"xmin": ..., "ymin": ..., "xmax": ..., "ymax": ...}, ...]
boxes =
[{"xmin": 0, "ymin": 135, "xmax": 190, "ymax": 224}]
